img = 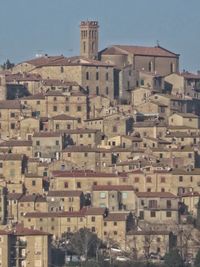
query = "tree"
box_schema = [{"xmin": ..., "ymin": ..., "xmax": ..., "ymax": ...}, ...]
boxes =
[
  {"xmin": 65, "ymin": 228, "xmax": 101, "ymax": 262},
  {"xmin": 196, "ymin": 198, "xmax": 200, "ymax": 230},
  {"xmin": 194, "ymin": 249, "xmax": 200, "ymax": 267},
  {"xmin": 164, "ymin": 249, "xmax": 184, "ymax": 267},
  {"xmin": 1, "ymin": 59, "xmax": 15, "ymax": 70}
]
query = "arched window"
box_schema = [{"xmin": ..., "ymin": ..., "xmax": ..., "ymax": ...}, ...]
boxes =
[
  {"xmin": 170, "ymin": 63, "xmax": 175, "ymax": 73},
  {"xmin": 148, "ymin": 61, "xmax": 153, "ymax": 72},
  {"xmin": 92, "ymin": 42, "xmax": 95, "ymax": 52},
  {"xmin": 83, "ymin": 41, "xmax": 86, "ymax": 53}
]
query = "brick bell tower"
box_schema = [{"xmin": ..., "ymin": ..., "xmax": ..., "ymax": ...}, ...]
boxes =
[{"xmin": 80, "ymin": 20, "xmax": 99, "ymax": 60}]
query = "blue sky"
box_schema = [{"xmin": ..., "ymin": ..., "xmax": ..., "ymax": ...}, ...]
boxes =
[{"xmin": 0, "ymin": 0, "xmax": 199, "ymax": 71}]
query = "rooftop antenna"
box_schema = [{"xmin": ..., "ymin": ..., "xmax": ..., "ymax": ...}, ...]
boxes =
[{"xmin": 156, "ymin": 40, "xmax": 160, "ymax": 47}]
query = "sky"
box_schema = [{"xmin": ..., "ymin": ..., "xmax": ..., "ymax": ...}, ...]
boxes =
[{"xmin": 0, "ymin": 0, "xmax": 199, "ymax": 71}]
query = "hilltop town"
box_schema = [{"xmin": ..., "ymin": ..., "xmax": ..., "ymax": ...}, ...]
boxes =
[{"xmin": 0, "ymin": 21, "xmax": 200, "ymax": 266}]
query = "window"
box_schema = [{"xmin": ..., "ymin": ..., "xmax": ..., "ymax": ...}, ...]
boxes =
[
  {"xmin": 146, "ymin": 177, "xmax": 152, "ymax": 183},
  {"xmin": 91, "ymin": 216, "xmax": 95, "ymax": 222},
  {"xmin": 190, "ymin": 176, "xmax": 193, "ymax": 182},
  {"xmin": 104, "ymin": 231, "xmax": 107, "ymax": 235},
  {"xmin": 67, "ymin": 227, "xmax": 71, "ymax": 232},
  {"xmin": 32, "ymin": 180, "xmax": 36, "ymax": 186},
  {"xmin": 91, "ymin": 227, "xmax": 95, "ymax": 232},
  {"xmin": 67, "ymin": 218, "xmax": 70, "ymax": 222},
  {"xmin": 150, "ymin": 211, "xmax": 156, "ymax": 217},
  {"xmin": 96, "ymin": 72, "xmax": 99, "ymax": 80},
  {"xmin": 179, "ymin": 176, "xmax": 183, "ymax": 182},
  {"xmin": 157, "ymin": 237, "xmax": 161, "ymax": 242},
  {"xmin": 104, "ymin": 222, "xmax": 107, "ymax": 226},
  {"xmin": 10, "ymin": 112, "xmax": 15, "ymax": 118},
  {"xmin": 161, "ymin": 177, "xmax": 165, "ymax": 183},
  {"xmin": 36, "ymin": 140, "xmax": 40, "ymax": 146},
  {"xmin": 54, "ymin": 97, "xmax": 57, "ymax": 101},
  {"xmin": 135, "ymin": 177, "xmax": 139, "ymax": 183},
  {"xmin": 61, "ymin": 66, "xmax": 64, "ymax": 73},
  {"xmin": 77, "ymin": 106, "xmax": 82, "ymax": 112},
  {"xmin": 51, "ymin": 226, "xmax": 55, "ymax": 230},
  {"xmin": 113, "ymin": 126, "xmax": 117, "ymax": 133},
  {"xmin": 77, "ymin": 182, "xmax": 81, "ymax": 188},
  {"xmin": 86, "ymin": 72, "xmax": 89, "ymax": 80},
  {"xmin": 53, "ymin": 106, "xmax": 57, "ymax": 112},
  {"xmin": 0, "ymin": 163, "xmax": 3, "ymax": 168},
  {"xmin": 148, "ymin": 61, "xmax": 153, "ymax": 72},
  {"xmin": 39, "ymin": 218, "xmax": 43, "ymax": 222},
  {"xmin": 56, "ymin": 140, "xmax": 59, "ymax": 146},
  {"xmin": 10, "ymin": 123, "xmax": 15, "ymax": 129},
  {"xmin": 80, "ymin": 134, "xmax": 83, "ymax": 138},
  {"xmin": 188, "ymin": 153, "xmax": 192, "ymax": 158},
  {"xmin": 64, "ymin": 182, "xmax": 68, "ymax": 188},
  {"xmin": 106, "ymin": 72, "xmax": 109, "ymax": 81},
  {"xmin": 166, "ymin": 200, "xmax": 172, "ymax": 209},
  {"xmin": 106, "ymin": 87, "xmax": 109, "ymax": 95},
  {"xmin": 147, "ymin": 188, "xmax": 151, "ymax": 192},
  {"xmin": 96, "ymin": 86, "xmax": 99, "ymax": 95},
  {"xmin": 100, "ymin": 192, "xmax": 106, "ymax": 199},
  {"xmin": 56, "ymin": 124, "xmax": 59, "ymax": 130},
  {"xmin": 65, "ymin": 106, "xmax": 69, "ymax": 112},
  {"xmin": 149, "ymin": 200, "xmax": 157, "ymax": 209},
  {"xmin": 67, "ymin": 153, "xmax": 71, "ymax": 157},
  {"xmin": 161, "ymin": 188, "xmax": 165, "ymax": 192},
  {"xmin": 122, "ymin": 192, "xmax": 127, "ymax": 199},
  {"xmin": 166, "ymin": 211, "xmax": 172, "ymax": 217},
  {"xmin": 114, "ymin": 231, "xmax": 118, "ymax": 235},
  {"xmin": 140, "ymin": 79, "xmax": 144, "ymax": 86},
  {"xmin": 84, "ymin": 152, "xmax": 88, "ymax": 157},
  {"xmin": 114, "ymin": 222, "xmax": 117, "ymax": 226}
]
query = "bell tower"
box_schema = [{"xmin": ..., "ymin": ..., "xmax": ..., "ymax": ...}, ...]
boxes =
[{"xmin": 80, "ymin": 21, "xmax": 99, "ymax": 59}]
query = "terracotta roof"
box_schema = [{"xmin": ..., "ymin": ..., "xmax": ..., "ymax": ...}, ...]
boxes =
[
  {"xmin": 51, "ymin": 114, "xmax": 79, "ymax": 121},
  {"xmin": 0, "ymin": 154, "xmax": 24, "ymax": 161},
  {"xmin": 21, "ymin": 93, "xmax": 45, "ymax": 100},
  {"xmin": 47, "ymin": 190, "xmax": 83, "ymax": 197},
  {"xmin": 0, "ymin": 230, "xmax": 10, "ymax": 235},
  {"xmin": 24, "ymin": 210, "xmax": 85, "ymax": 218},
  {"xmin": 61, "ymin": 128, "xmax": 100, "ymax": 134},
  {"xmin": 24, "ymin": 55, "xmax": 65, "ymax": 67},
  {"xmin": 19, "ymin": 195, "xmax": 37, "ymax": 202},
  {"xmin": 62, "ymin": 146, "xmax": 109, "ymax": 153},
  {"xmin": 13, "ymin": 224, "xmax": 50, "ymax": 236},
  {"xmin": 6, "ymin": 73, "xmax": 42, "ymax": 82},
  {"xmin": 7, "ymin": 193, "xmax": 23, "ymax": 201},
  {"xmin": 104, "ymin": 213, "xmax": 128, "ymax": 221},
  {"xmin": 103, "ymin": 45, "xmax": 179, "ymax": 57},
  {"xmin": 0, "ymin": 100, "xmax": 21, "ymax": 109},
  {"xmin": 45, "ymin": 91, "xmax": 63, "ymax": 96},
  {"xmin": 85, "ymin": 207, "xmax": 106, "ymax": 216},
  {"xmin": 33, "ymin": 132, "xmax": 61, "ymax": 138},
  {"xmin": 0, "ymin": 140, "xmax": 32, "ymax": 147},
  {"xmin": 42, "ymin": 79, "xmax": 78, "ymax": 87},
  {"xmin": 136, "ymin": 192, "xmax": 177, "ymax": 198},
  {"xmin": 92, "ymin": 185, "xmax": 134, "ymax": 191},
  {"xmin": 175, "ymin": 112, "xmax": 198, "ymax": 118},
  {"xmin": 43, "ymin": 56, "xmax": 114, "ymax": 67},
  {"xmin": 52, "ymin": 170, "xmax": 124, "ymax": 178},
  {"xmin": 181, "ymin": 71, "xmax": 200, "ymax": 80}
]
